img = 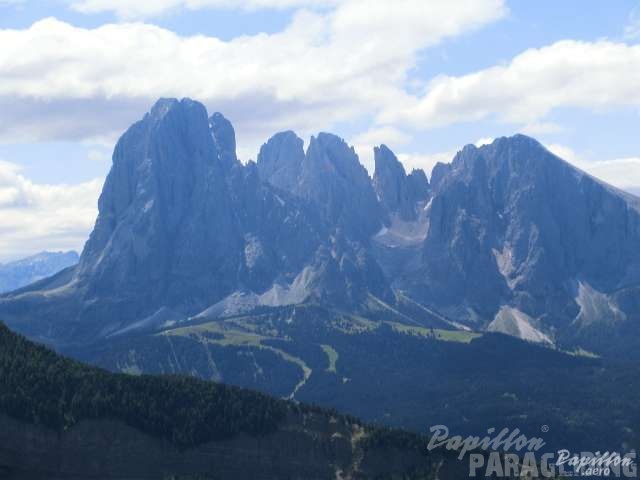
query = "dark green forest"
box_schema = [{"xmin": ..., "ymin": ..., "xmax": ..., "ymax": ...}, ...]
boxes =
[
  {"xmin": 0, "ymin": 322, "xmax": 289, "ymax": 446},
  {"xmin": 67, "ymin": 305, "xmax": 640, "ymax": 455}
]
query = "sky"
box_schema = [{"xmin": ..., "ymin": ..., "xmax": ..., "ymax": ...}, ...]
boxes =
[{"xmin": 1, "ymin": 0, "xmax": 640, "ymax": 261}]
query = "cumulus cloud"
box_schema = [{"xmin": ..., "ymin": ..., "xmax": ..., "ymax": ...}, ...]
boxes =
[
  {"xmin": 351, "ymin": 126, "xmax": 412, "ymax": 172},
  {"xmin": 546, "ymin": 143, "xmax": 581, "ymax": 165},
  {"xmin": 69, "ymin": 0, "xmax": 337, "ymax": 18},
  {"xmin": 0, "ymin": 2, "xmax": 509, "ymax": 258},
  {"xmin": 585, "ymin": 157, "xmax": 640, "ymax": 192},
  {"xmin": 0, "ymin": 0, "xmax": 506, "ymax": 149},
  {"xmin": 546, "ymin": 143, "xmax": 640, "ymax": 194},
  {"xmin": 0, "ymin": 161, "xmax": 102, "ymax": 261},
  {"xmin": 380, "ymin": 40, "xmax": 640, "ymax": 128},
  {"xmin": 474, "ymin": 137, "xmax": 494, "ymax": 147},
  {"xmin": 397, "ymin": 151, "xmax": 455, "ymax": 178}
]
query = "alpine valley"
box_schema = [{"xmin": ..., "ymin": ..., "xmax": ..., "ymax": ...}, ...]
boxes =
[{"xmin": 2, "ymin": 98, "xmax": 640, "ymax": 457}]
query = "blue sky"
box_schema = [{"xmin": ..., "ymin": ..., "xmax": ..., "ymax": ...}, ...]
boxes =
[{"xmin": 0, "ymin": 0, "xmax": 639, "ymax": 260}]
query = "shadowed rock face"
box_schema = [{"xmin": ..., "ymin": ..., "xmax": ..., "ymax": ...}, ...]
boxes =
[
  {"xmin": 209, "ymin": 111, "xmax": 239, "ymax": 169},
  {"xmin": 0, "ymin": 99, "xmax": 392, "ymax": 344},
  {"xmin": 301, "ymin": 133, "xmax": 383, "ymax": 239},
  {"xmin": 256, "ymin": 130, "xmax": 305, "ymax": 192},
  {"xmin": 373, "ymin": 144, "xmax": 429, "ymax": 221},
  {"xmin": 1, "ymin": 99, "xmax": 640, "ymax": 354},
  {"xmin": 78, "ymin": 98, "xmax": 240, "ymax": 307},
  {"xmin": 400, "ymin": 135, "xmax": 640, "ymax": 345}
]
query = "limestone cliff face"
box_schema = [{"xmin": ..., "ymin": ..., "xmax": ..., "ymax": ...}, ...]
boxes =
[
  {"xmin": 0, "ymin": 100, "xmax": 332, "ymax": 342},
  {"xmin": 373, "ymin": 144, "xmax": 429, "ymax": 221},
  {"xmin": 394, "ymin": 135, "xmax": 640, "ymax": 347},
  {"xmin": 1, "ymin": 99, "xmax": 640, "ymax": 353},
  {"xmin": 257, "ymin": 130, "xmax": 305, "ymax": 193}
]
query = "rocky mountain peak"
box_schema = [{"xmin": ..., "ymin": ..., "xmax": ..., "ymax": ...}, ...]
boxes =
[
  {"xmin": 2, "ymin": 101, "xmax": 640, "ymax": 356},
  {"xmin": 209, "ymin": 111, "xmax": 238, "ymax": 169},
  {"xmin": 303, "ymin": 133, "xmax": 382, "ymax": 238},
  {"xmin": 256, "ymin": 130, "xmax": 305, "ymax": 192},
  {"xmin": 407, "ymin": 169, "xmax": 430, "ymax": 198},
  {"xmin": 373, "ymin": 144, "xmax": 429, "ymax": 221}
]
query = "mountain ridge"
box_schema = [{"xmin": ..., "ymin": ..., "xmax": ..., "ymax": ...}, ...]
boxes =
[
  {"xmin": 0, "ymin": 321, "xmax": 476, "ymax": 480},
  {"xmin": 1, "ymin": 97, "xmax": 639, "ymax": 358},
  {"xmin": 0, "ymin": 250, "xmax": 78, "ymax": 295}
]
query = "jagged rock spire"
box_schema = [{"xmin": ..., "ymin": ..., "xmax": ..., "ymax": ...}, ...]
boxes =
[
  {"xmin": 256, "ymin": 130, "xmax": 305, "ymax": 192},
  {"xmin": 373, "ymin": 144, "xmax": 429, "ymax": 221}
]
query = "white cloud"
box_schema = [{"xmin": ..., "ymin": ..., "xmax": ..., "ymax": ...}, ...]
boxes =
[
  {"xmin": 0, "ymin": 1, "xmax": 506, "ymax": 150},
  {"xmin": 0, "ymin": 160, "xmax": 102, "ymax": 261},
  {"xmin": 87, "ymin": 148, "xmax": 111, "ymax": 163},
  {"xmin": 397, "ymin": 151, "xmax": 454, "ymax": 178},
  {"xmin": 520, "ymin": 122, "xmax": 564, "ymax": 135},
  {"xmin": 546, "ymin": 143, "xmax": 581, "ymax": 165},
  {"xmin": 351, "ymin": 125, "xmax": 411, "ymax": 172},
  {"xmin": 380, "ymin": 40, "xmax": 640, "ymax": 128},
  {"xmin": 474, "ymin": 137, "xmax": 494, "ymax": 147},
  {"xmin": 546, "ymin": 143, "xmax": 640, "ymax": 194},
  {"xmin": 69, "ymin": 0, "xmax": 337, "ymax": 18},
  {"xmin": 350, "ymin": 125, "xmax": 455, "ymax": 177},
  {"xmin": 584, "ymin": 157, "xmax": 640, "ymax": 192}
]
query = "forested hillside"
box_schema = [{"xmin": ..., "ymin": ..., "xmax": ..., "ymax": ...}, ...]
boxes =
[{"xmin": 0, "ymin": 322, "xmax": 481, "ymax": 479}]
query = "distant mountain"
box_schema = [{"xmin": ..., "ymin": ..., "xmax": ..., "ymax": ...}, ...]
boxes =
[
  {"xmin": 0, "ymin": 251, "xmax": 78, "ymax": 294},
  {"xmin": 0, "ymin": 322, "xmax": 473, "ymax": 479}
]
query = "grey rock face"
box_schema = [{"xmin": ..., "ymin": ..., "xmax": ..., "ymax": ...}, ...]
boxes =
[
  {"xmin": 209, "ymin": 111, "xmax": 239, "ymax": 169},
  {"xmin": 78, "ymin": 98, "xmax": 241, "ymax": 317},
  {"xmin": 259, "ymin": 132, "xmax": 383, "ymax": 239},
  {"xmin": 301, "ymin": 133, "xmax": 383, "ymax": 239},
  {"xmin": 0, "ymin": 251, "xmax": 78, "ymax": 294},
  {"xmin": 1, "ymin": 98, "xmax": 639, "ymax": 355},
  {"xmin": 373, "ymin": 144, "xmax": 429, "ymax": 221},
  {"xmin": 392, "ymin": 135, "xmax": 640, "ymax": 347},
  {"xmin": 257, "ymin": 131, "xmax": 305, "ymax": 192},
  {"xmin": 0, "ymin": 100, "xmax": 391, "ymax": 344}
]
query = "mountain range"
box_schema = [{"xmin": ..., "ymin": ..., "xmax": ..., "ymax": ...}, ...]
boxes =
[
  {"xmin": 2, "ymin": 98, "xmax": 639, "ymax": 354},
  {"xmin": 0, "ymin": 251, "xmax": 78, "ymax": 295},
  {"xmin": 1, "ymin": 98, "xmax": 639, "ymax": 453}
]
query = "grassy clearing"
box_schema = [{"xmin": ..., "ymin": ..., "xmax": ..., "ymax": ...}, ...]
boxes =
[
  {"xmin": 385, "ymin": 321, "xmax": 481, "ymax": 343},
  {"xmin": 320, "ymin": 344, "xmax": 339, "ymax": 373},
  {"xmin": 161, "ymin": 320, "xmax": 312, "ymax": 399},
  {"xmin": 163, "ymin": 321, "xmax": 267, "ymax": 347}
]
